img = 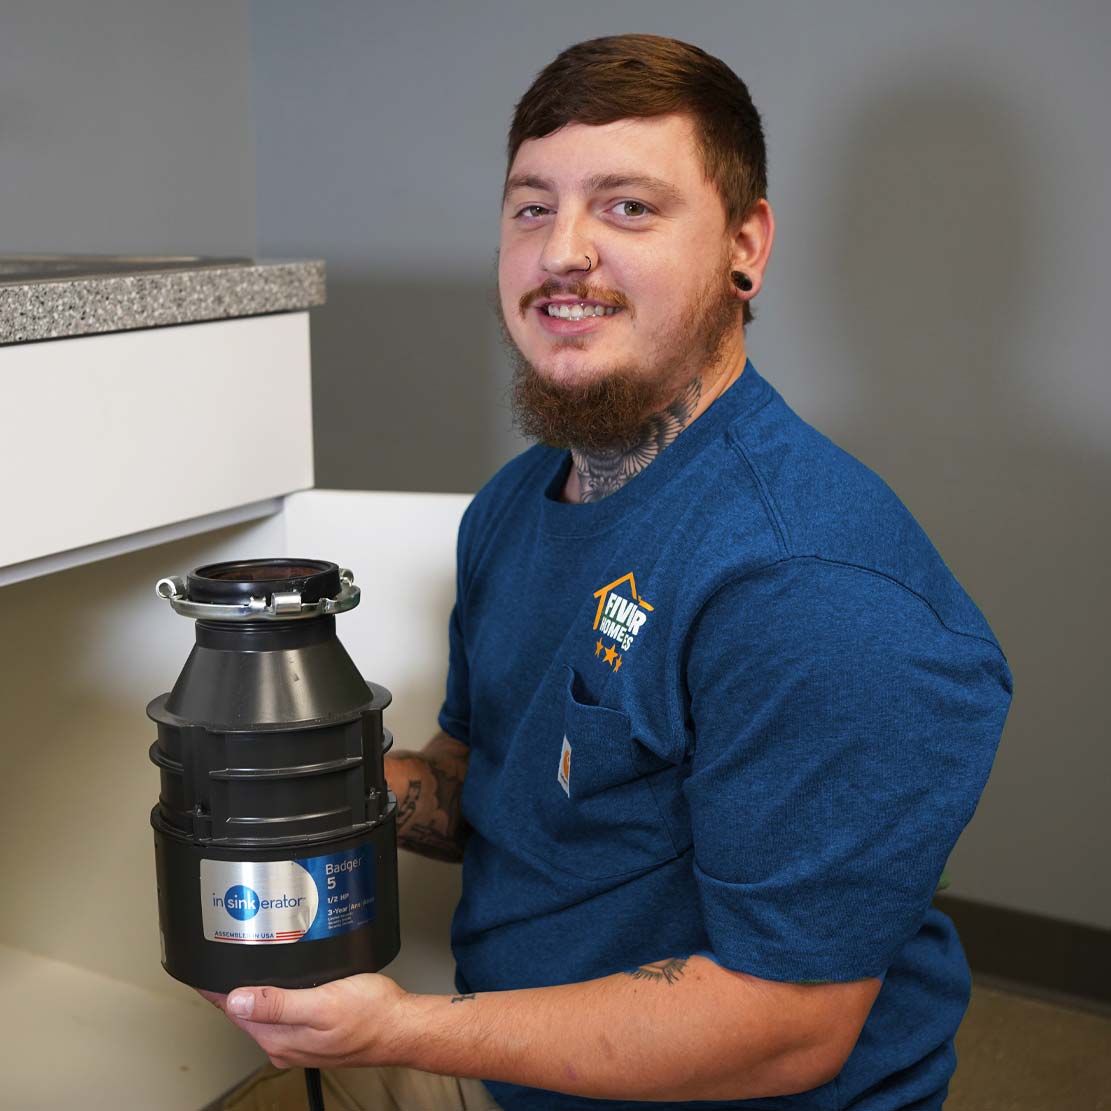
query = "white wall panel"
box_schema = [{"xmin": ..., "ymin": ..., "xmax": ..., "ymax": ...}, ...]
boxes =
[
  {"xmin": 0, "ymin": 512, "xmax": 286, "ymax": 993},
  {"xmin": 282, "ymin": 489, "xmax": 471, "ymax": 995}
]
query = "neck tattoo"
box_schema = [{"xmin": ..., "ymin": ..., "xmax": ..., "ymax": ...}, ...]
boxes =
[{"xmin": 570, "ymin": 378, "xmax": 702, "ymax": 503}]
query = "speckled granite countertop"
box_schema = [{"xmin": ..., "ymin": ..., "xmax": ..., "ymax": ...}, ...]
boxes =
[{"xmin": 0, "ymin": 256, "xmax": 326, "ymax": 344}]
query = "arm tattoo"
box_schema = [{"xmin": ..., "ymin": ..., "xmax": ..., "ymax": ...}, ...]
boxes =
[
  {"xmin": 399, "ymin": 819, "xmax": 466, "ymax": 863},
  {"xmin": 396, "ymin": 780, "xmax": 421, "ymax": 830},
  {"xmin": 450, "ymin": 993, "xmax": 476, "ymax": 1004},
  {"xmin": 430, "ymin": 760, "xmax": 463, "ymax": 818},
  {"xmin": 623, "ymin": 958, "xmax": 689, "ymax": 985},
  {"xmin": 572, "ymin": 379, "xmax": 701, "ymax": 503},
  {"xmin": 395, "ymin": 759, "xmax": 467, "ymax": 863}
]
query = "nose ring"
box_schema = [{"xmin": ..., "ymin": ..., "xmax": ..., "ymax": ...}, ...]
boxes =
[{"xmin": 584, "ymin": 254, "xmax": 593, "ymax": 273}]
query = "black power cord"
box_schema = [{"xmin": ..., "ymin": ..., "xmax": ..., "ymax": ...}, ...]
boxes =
[{"xmin": 304, "ymin": 1066, "xmax": 325, "ymax": 1111}]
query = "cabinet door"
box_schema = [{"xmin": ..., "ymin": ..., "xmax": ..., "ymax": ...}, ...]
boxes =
[{"xmin": 282, "ymin": 488, "xmax": 472, "ymax": 995}]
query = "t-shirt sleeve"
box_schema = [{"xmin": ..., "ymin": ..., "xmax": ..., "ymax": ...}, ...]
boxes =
[
  {"xmin": 437, "ymin": 506, "xmax": 474, "ymax": 745},
  {"xmin": 682, "ymin": 557, "xmax": 1013, "ymax": 983},
  {"xmin": 437, "ymin": 599, "xmax": 471, "ymax": 744}
]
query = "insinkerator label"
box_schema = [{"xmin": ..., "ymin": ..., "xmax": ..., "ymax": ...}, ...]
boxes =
[{"xmin": 200, "ymin": 846, "xmax": 376, "ymax": 945}]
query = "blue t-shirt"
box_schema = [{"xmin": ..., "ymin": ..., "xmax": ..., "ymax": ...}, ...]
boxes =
[{"xmin": 439, "ymin": 360, "xmax": 1012, "ymax": 1111}]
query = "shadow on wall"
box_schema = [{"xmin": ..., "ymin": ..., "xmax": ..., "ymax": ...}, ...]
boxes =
[
  {"xmin": 811, "ymin": 70, "xmax": 1110, "ymax": 913},
  {"xmin": 309, "ymin": 272, "xmax": 525, "ymax": 494}
]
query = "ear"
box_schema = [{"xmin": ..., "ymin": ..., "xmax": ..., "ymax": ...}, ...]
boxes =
[{"xmin": 729, "ymin": 199, "xmax": 775, "ymax": 299}]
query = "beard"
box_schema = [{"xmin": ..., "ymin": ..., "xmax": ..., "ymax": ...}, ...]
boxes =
[{"xmin": 501, "ymin": 263, "xmax": 741, "ymax": 455}]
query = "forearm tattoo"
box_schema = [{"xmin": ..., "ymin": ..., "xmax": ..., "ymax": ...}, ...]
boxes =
[
  {"xmin": 451, "ymin": 993, "xmax": 476, "ymax": 1004},
  {"xmin": 396, "ymin": 779, "xmax": 421, "ymax": 829},
  {"xmin": 395, "ymin": 760, "xmax": 467, "ymax": 863},
  {"xmin": 572, "ymin": 379, "xmax": 701, "ymax": 503},
  {"xmin": 623, "ymin": 958, "xmax": 689, "ymax": 985}
]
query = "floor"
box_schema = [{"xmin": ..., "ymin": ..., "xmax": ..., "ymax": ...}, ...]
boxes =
[{"xmin": 947, "ymin": 974, "xmax": 1111, "ymax": 1110}]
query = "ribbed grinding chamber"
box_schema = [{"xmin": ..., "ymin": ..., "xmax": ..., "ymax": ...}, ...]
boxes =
[{"xmin": 147, "ymin": 558, "xmax": 400, "ymax": 992}]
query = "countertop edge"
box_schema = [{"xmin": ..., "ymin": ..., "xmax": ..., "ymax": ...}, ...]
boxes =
[{"xmin": 0, "ymin": 259, "xmax": 327, "ymax": 345}]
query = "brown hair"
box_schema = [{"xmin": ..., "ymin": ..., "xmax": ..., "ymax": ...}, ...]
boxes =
[{"xmin": 508, "ymin": 34, "xmax": 768, "ymax": 327}]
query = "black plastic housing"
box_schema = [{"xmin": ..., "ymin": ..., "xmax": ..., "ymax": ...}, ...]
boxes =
[{"xmin": 147, "ymin": 560, "xmax": 400, "ymax": 994}]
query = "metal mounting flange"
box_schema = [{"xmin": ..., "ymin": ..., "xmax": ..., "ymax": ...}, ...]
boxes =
[{"xmin": 154, "ymin": 568, "xmax": 360, "ymax": 621}]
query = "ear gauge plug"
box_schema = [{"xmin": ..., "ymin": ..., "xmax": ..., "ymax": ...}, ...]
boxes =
[{"xmin": 731, "ymin": 271, "xmax": 753, "ymax": 292}]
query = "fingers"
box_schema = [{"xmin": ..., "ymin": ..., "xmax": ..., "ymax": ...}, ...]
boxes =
[
  {"xmin": 238, "ymin": 1021, "xmax": 316, "ymax": 1064},
  {"xmin": 229, "ymin": 1019, "xmax": 344, "ymax": 1070},
  {"xmin": 226, "ymin": 985, "xmax": 323, "ymax": 1027},
  {"xmin": 213, "ymin": 977, "xmax": 399, "ymax": 1070}
]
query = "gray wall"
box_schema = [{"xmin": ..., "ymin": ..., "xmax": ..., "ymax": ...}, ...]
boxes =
[
  {"xmin": 251, "ymin": 1, "xmax": 1111, "ymax": 932},
  {"xmin": 0, "ymin": 0, "xmax": 255, "ymax": 256},
  {"xmin": 250, "ymin": 2, "xmax": 522, "ymax": 494}
]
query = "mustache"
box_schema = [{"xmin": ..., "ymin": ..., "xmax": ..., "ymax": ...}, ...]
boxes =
[{"xmin": 518, "ymin": 280, "xmax": 633, "ymax": 319}]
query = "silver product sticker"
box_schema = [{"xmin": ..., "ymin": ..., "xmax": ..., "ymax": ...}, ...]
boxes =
[{"xmin": 199, "ymin": 845, "xmax": 376, "ymax": 945}]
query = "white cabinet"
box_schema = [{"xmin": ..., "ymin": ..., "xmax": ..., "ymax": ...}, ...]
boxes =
[
  {"xmin": 0, "ymin": 312, "xmax": 314, "ymax": 580},
  {"xmin": 0, "ymin": 313, "xmax": 471, "ymax": 1109}
]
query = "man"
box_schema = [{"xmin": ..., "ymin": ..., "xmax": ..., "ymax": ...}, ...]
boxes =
[{"xmin": 211, "ymin": 34, "xmax": 1012, "ymax": 1111}]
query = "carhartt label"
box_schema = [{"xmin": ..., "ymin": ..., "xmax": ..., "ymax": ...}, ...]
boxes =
[{"xmin": 558, "ymin": 736, "xmax": 572, "ymax": 796}]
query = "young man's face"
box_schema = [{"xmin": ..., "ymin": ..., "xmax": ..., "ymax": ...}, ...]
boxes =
[{"xmin": 498, "ymin": 113, "xmax": 743, "ymax": 447}]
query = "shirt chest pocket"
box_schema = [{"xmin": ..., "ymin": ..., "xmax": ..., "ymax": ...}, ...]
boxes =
[{"xmin": 518, "ymin": 666, "xmax": 682, "ymax": 880}]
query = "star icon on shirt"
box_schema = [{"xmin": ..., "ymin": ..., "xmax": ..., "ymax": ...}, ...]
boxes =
[
  {"xmin": 613, "ymin": 655, "xmax": 623, "ymax": 672},
  {"xmin": 594, "ymin": 639, "xmax": 604, "ymax": 657},
  {"xmin": 603, "ymin": 644, "xmax": 618, "ymax": 666}
]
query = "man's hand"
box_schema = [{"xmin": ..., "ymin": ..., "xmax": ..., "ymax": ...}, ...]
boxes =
[{"xmin": 199, "ymin": 974, "xmax": 410, "ymax": 1070}]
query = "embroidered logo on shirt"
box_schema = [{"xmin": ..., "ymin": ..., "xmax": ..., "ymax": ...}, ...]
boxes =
[
  {"xmin": 557, "ymin": 736, "xmax": 572, "ymax": 795},
  {"xmin": 591, "ymin": 572, "xmax": 653, "ymax": 671}
]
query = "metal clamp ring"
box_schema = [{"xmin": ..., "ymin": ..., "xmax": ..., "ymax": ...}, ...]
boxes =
[{"xmin": 154, "ymin": 569, "xmax": 360, "ymax": 621}]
